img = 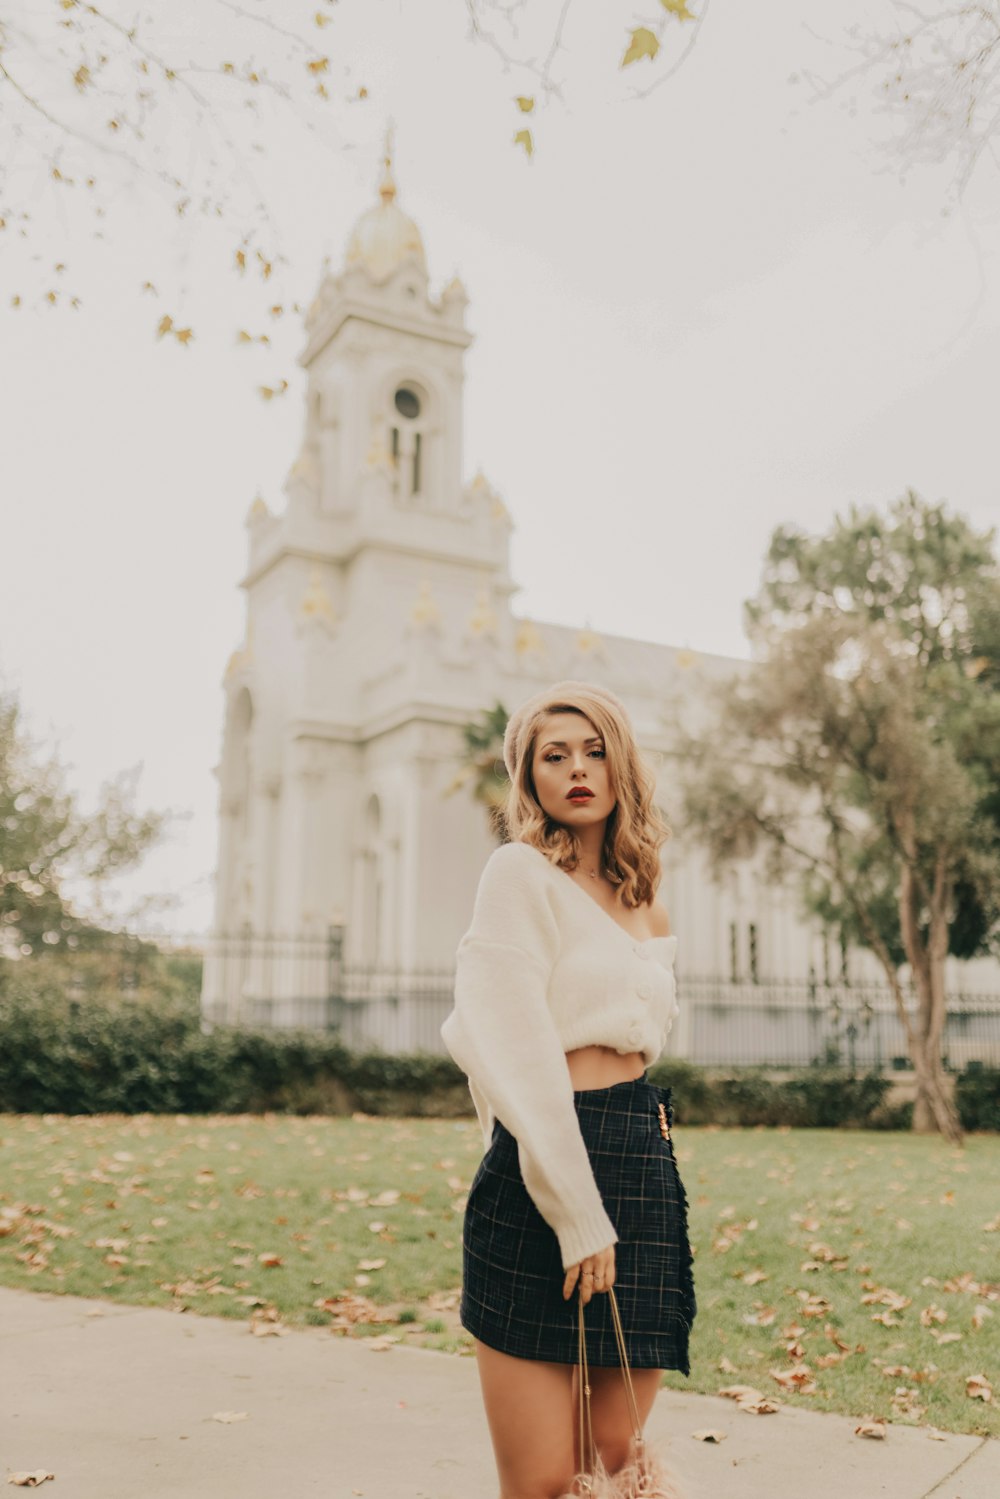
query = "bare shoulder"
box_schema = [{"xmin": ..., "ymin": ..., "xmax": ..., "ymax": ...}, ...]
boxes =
[{"xmin": 648, "ymin": 896, "xmax": 671, "ymax": 937}]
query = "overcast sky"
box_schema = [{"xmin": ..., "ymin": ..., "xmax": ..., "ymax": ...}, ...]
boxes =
[{"xmin": 1, "ymin": 0, "xmax": 998, "ymax": 935}]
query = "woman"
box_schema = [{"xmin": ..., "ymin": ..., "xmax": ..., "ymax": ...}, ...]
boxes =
[{"xmin": 441, "ymin": 679, "xmax": 696, "ymax": 1499}]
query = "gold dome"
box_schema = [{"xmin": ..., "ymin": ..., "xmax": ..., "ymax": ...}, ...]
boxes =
[{"xmin": 345, "ymin": 148, "xmax": 426, "ymax": 285}]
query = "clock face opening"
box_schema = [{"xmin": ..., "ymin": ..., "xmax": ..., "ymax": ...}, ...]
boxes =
[{"xmin": 394, "ymin": 387, "xmax": 421, "ymax": 420}]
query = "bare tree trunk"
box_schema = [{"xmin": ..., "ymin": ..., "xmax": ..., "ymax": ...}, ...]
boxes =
[{"xmin": 899, "ymin": 852, "xmax": 963, "ymax": 1144}]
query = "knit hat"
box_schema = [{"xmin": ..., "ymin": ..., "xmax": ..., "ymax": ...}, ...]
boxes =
[{"xmin": 502, "ymin": 679, "xmax": 633, "ymax": 782}]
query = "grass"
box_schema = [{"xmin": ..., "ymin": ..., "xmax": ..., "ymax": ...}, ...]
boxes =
[{"xmin": 1, "ymin": 1112, "xmax": 997, "ymax": 1438}]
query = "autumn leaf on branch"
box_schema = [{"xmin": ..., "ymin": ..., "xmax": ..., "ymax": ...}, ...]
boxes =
[{"xmin": 621, "ymin": 28, "xmax": 660, "ymax": 68}]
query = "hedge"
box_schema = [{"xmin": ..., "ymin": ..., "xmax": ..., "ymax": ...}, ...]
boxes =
[
  {"xmin": 0, "ymin": 982, "xmax": 992, "ymax": 1129},
  {"xmin": 954, "ymin": 1063, "xmax": 1000, "ymax": 1132}
]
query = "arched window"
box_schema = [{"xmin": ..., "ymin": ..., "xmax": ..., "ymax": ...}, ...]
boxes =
[
  {"xmin": 361, "ymin": 794, "xmax": 383, "ymax": 964},
  {"xmin": 388, "ymin": 383, "xmax": 426, "ymax": 500},
  {"xmin": 222, "ymin": 688, "xmax": 254, "ymax": 929}
]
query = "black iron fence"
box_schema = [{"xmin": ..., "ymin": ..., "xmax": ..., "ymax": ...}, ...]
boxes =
[
  {"xmin": 680, "ymin": 976, "xmax": 1000, "ymax": 1071},
  {"xmin": 11, "ymin": 928, "xmax": 1000, "ymax": 1069},
  {"xmin": 195, "ymin": 931, "xmax": 1000, "ymax": 1069}
]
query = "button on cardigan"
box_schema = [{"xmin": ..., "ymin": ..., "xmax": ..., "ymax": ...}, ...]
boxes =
[{"xmin": 440, "ymin": 840, "xmax": 679, "ymax": 1270}]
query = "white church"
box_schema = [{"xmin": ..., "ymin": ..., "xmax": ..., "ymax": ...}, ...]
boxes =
[{"xmin": 200, "ymin": 152, "xmax": 999, "ymax": 1070}]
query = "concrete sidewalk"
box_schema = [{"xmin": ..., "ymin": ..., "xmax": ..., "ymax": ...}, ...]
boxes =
[{"xmin": 2, "ymin": 1287, "xmax": 996, "ymax": 1499}]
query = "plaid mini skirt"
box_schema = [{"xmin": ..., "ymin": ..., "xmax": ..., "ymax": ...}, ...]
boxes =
[{"xmin": 460, "ymin": 1074, "xmax": 696, "ymax": 1370}]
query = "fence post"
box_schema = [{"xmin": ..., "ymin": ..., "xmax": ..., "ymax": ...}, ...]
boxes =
[{"xmin": 326, "ymin": 923, "xmax": 344, "ymax": 1032}]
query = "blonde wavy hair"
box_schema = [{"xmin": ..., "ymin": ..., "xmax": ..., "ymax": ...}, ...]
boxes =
[{"xmin": 502, "ymin": 686, "xmax": 670, "ymax": 909}]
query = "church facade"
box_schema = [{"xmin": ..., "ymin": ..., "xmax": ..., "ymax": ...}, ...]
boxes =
[{"xmin": 200, "ymin": 156, "xmax": 999, "ymax": 1067}]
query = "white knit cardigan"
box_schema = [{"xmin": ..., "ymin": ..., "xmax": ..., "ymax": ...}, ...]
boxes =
[{"xmin": 440, "ymin": 840, "xmax": 679, "ymax": 1269}]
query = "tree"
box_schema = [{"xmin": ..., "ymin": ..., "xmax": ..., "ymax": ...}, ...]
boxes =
[
  {"xmin": 466, "ymin": 0, "xmax": 707, "ymax": 160},
  {"xmin": 444, "ymin": 701, "xmax": 511, "ymax": 843},
  {"xmin": 0, "ymin": 0, "xmax": 350, "ymax": 360},
  {"xmin": 812, "ymin": 2, "xmax": 1000, "ymax": 199},
  {"xmin": 679, "ymin": 493, "xmax": 1000, "ymax": 1143},
  {"xmin": 0, "ymin": 687, "xmax": 169, "ymax": 956},
  {"xmin": 0, "ymin": 1, "xmax": 706, "ymax": 337}
]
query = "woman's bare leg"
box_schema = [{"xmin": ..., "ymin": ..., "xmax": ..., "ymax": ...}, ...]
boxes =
[
  {"xmin": 583, "ymin": 1365, "xmax": 663, "ymax": 1474},
  {"xmin": 473, "ymin": 1339, "xmax": 576, "ymax": 1499}
]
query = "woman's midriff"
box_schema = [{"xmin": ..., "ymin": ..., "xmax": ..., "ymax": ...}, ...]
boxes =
[{"xmin": 565, "ymin": 1044, "xmax": 645, "ymax": 1091}]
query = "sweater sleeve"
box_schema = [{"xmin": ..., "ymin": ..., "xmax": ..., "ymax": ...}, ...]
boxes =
[{"xmin": 440, "ymin": 843, "xmax": 618, "ymax": 1270}]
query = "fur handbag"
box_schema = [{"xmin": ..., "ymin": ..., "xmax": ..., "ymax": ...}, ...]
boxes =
[{"xmin": 561, "ymin": 1287, "xmax": 686, "ymax": 1499}]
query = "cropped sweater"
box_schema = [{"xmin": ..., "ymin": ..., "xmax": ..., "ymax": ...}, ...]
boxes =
[{"xmin": 440, "ymin": 840, "xmax": 679, "ymax": 1269}]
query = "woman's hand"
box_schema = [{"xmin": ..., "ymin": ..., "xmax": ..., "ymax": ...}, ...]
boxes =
[{"xmin": 563, "ymin": 1243, "xmax": 616, "ymax": 1305}]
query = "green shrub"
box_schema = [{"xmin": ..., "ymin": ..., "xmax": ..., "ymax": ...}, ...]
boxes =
[
  {"xmin": 0, "ymin": 980, "xmax": 978, "ymax": 1130},
  {"xmin": 0, "ymin": 981, "xmax": 468, "ymax": 1116},
  {"xmin": 955, "ymin": 1063, "xmax": 1000, "ymax": 1132},
  {"xmin": 648, "ymin": 1061, "xmax": 892, "ymax": 1128}
]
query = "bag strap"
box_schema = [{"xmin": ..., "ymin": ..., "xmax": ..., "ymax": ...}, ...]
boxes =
[{"xmin": 576, "ymin": 1286, "xmax": 643, "ymax": 1473}]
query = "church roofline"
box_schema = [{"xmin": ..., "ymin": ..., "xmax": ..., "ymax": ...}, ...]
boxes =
[
  {"xmin": 239, "ymin": 533, "xmax": 515, "ymax": 595},
  {"xmin": 300, "ymin": 297, "xmax": 473, "ymax": 368}
]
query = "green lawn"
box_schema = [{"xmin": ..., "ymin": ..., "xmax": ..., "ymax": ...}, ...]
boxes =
[{"xmin": 1, "ymin": 1113, "xmax": 997, "ymax": 1437}]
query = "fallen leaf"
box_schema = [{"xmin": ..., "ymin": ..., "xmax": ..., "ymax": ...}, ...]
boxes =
[
  {"xmin": 250, "ymin": 1306, "xmax": 287, "ymax": 1337},
  {"xmin": 717, "ymin": 1384, "xmax": 780, "ymax": 1412},
  {"xmin": 891, "ymin": 1387, "xmax": 926, "ymax": 1420},
  {"xmin": 7, "ymin": 1475, "xmax": 55, "ymax": 1488},
  {"xmin": 211, "ymin": 1411, "xmax": 248, "ymax": 1423},
  {"xmin": 770, "ymin": 1366, "xmax": 817, "ymax": 1394},
  {"xmin": 966, "ymin": 1374, "xmax": 993, "ymax": 1403},
  {"xmin": 855, "ymin": 1419, "xmax": 887, "ymax": 1439},
  {"xmin": 719, "ymin": 1384, "xmax": 762, "ymax": 1403},
  {"xmin": 258, "ymin": 1252, "xmax": 282, "ymax": 1268},
  {"xmin": 358, "ymin": 1258, "xmax": 386, "ymax": 1272},
  {"xmin": 861, "ymin": 1287, "xmax": 911, "ymax": 1312},
  {"xmin": 691, "ymin": 1429, "xmax": 726, "ymax": 1443}
]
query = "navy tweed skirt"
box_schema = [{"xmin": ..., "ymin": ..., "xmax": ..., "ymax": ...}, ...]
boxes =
[{"xmin": 460, "ymin": 1075, "xmax": 696, "ymax": 1370}]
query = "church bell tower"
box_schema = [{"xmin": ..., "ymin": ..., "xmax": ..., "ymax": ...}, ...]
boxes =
[{"xmin": 204, "ymin": 140, "xmax": 518, "ymax": 1021}]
